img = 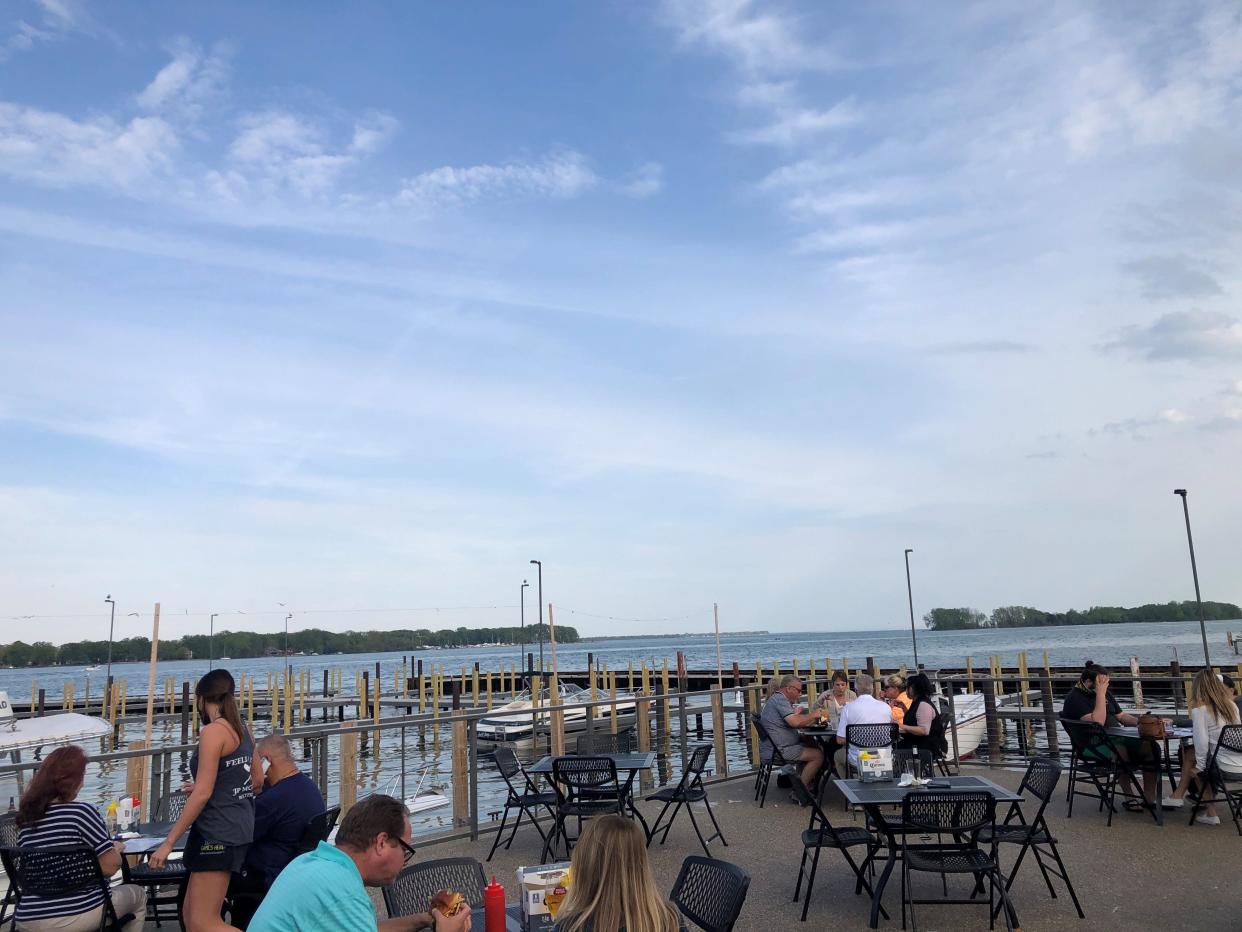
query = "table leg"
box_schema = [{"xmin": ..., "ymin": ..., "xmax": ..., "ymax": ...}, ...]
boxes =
[{"xmin": 868, "ymin": 818, "xmax": 897, "ymax": 929}]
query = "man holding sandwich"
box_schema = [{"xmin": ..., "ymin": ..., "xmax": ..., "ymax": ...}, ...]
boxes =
[{"xmin": 249, "ymin": 793, "xmax": 471, "ymax": 932}]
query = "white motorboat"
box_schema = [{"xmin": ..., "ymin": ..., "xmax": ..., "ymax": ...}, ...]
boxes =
[
  {"xmin": 935, "ymin": 690, "xmax": 987, "ymax": 760},
  {"xmin": 477, "ymin": 682, "xmax": 637, "ymax": 744}
]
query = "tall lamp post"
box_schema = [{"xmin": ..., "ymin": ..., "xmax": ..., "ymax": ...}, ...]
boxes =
[
  {"xmin": 529, "ymin": 560, "xmax": 544, "ymax": 671},
  {"xmin": 519, "ymin": 580, "xmax": 530, "ymax": 680},
  {"xmin": 104, "ymin": 595, "xmax": 116, "ymax": 683},
  {"xmin": 209, "ymin": 613, "xmax": 218, "ymax": 666},
  {"xmin": 904, "ymin": 549, "xmax": 919, "ymax": 668},
  {"xmin": 1173, "ymin": 489, "xmax": 1211, "ymax": 665}
]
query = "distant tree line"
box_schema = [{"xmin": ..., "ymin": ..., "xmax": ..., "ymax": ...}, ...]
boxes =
[
  {"xmin": 0, "ymin": 623, "xmax": 576, "ymax": 668},
  {"xmin": 923, "ymin": 600, "xmax": 1241, "ymax": 631}
]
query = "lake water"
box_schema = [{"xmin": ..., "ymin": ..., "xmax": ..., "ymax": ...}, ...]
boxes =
[{"xmin": 3, "ymin": 618, "xmax": 1236, "ymax": 705}]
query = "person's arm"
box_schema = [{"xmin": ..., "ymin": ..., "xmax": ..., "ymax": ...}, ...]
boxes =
[
  {"xmin": 835, "ymin": 707, "xmax": 848, "ymax": 746},
  {"xmin": 1191, "ymin": 707, "xmax": 1210, "ymax": 771},
  {"xmin": 378, "ymin": 905, "xmax": 471, "ymax": 932},
  {"xmin": 81, "ymin": 805, "xmax": 123, "ymax": 877},
  {"xmin": 1079, "ymin": 678, "xmax": 1112, "ymax": 725},
  {"xmin": 149, "ymin": 723, "xmax": 228, "ymax": 868},
  {"xmin": 900, "ymin": 703, "xmax": 934, "ymax": 737}
]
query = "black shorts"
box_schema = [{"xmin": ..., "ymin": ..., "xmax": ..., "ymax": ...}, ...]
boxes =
[{"xmin": 183, "ymin": 825, "xmax": 249, "ymax": 873}]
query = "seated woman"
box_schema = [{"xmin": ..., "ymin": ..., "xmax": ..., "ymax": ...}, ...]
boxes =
[
  {"xmin": 15, "ymin": 745, "xmax": 147, "ymax": 932},
  {"xmin": 896, "ymin": 673, "xmax": 937, "ymax": 752},
  {"xmin": 1167, "ymin": 669, "xmax": 1242, "ymax": 823},
  {"xmin": 552, "ymin": 815, "xmax": 686, "ymax": 932},
  {"xmin": 1061, "ymin": 661, "xmax": 1162, "ymax": 809},
  {"xmin": 813, "ymin": 670, "xmax": 856, "ymax": 733},
  {"xmin": 882, "ymin": 675, "xmax": 911, "ymax": 723}
]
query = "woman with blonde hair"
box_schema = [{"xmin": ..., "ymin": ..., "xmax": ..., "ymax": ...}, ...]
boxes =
[
  {"xmin": 1167, "ymin": 669, "xmax": 1242, "ymax": 823},
  {"xmin": 553, "ymin": 815, "xmax": 685, "ymax": 932}
]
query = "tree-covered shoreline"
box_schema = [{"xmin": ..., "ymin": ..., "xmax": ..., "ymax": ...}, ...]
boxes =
[
  {"xmin": 923, "ymin": 600, "xmax": 1241, "ymax": 631},
  {"xmin": 0, "ymin": 623, "xmax": 577, "ymax": 667}
]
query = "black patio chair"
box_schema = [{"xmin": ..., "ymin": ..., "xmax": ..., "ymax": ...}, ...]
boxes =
[
  {"xmin": 1188, "ymin": 724, "xmax": 1242, "ymax": 835},
  {"xmin": 844, "ymin": 722, "xmax": 897, "ymax": 779},
  {"xmin": 4, "ymin": 845, "xmax": 138, "ymax": 932},
  {"xmin": 929, "ymin": 711, "xmax": 955, "ymax": 775},
  {"xmin": 788, "ymin": 779, "xmax": 885, "ymax": 923},
  {"xmin": 120, "ymin": 852, "xmax": 188, "ymax": 930},
  {"xmin": 383, "ymin": 857, "xmax": 487, "ymax": 917},
  {"xmin": 161, "ymin": 789, "xmax": 190, "ymax": 823},
  {"xmin": 0, "ymin": 812, "xmax": 17, "ymax": 925},
  {"xmin": 646, "ymin": 744, "xmax": 726, "ymax": 855},
  {"xmin": 1060, "ymin": 718, "xmax": 1154, "ymax": 826},
  {"xmin": 541, "ymin": 756, "xmax": 623, "ymax": 862},
  {"xmin": 487, "ymin": 747, "xmax": 556, "ymax": 861},
  {"xmin": 669, "ymin": 855, "xmax": 750, "ymax": 932},
  {"xmin": 575, "ymin": 730, "xmax": 634, "ymax": 755},
  {"xmin": 296, "ymin": 805, "xmax": 341, "ymax": 855},
  {"xmin": 978, "ymin": 757, "xmax": 1084, "ymax": 919},
  {"xmin": 748, "ymin": 713, "xmax": 790, "ymax": 808},
  {"xmin": 899, "ymin": 792, "xmax": 1016, "ymax": 932}
]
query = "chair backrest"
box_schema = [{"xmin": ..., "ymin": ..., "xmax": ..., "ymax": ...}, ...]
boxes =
[
  {"xmin": 164, "ymin": 789, "xmax": 190, "ymax": 822},
  {"xmin": 575, "ymin": 731, "xmax": 633, "ymax": 755},
  {"xmin": 685, "ymin": 743, "xmax": 713, "ymax": 777},
  {"xmin": 324, "ymin": 804, "xmax": 342, "ymax": 835},
  {"xmin": 1018, "ymin": 757, "xmax": 1062, "ymax": 806},
  {"xmin": 552, "ymin": 756, "xmax": 619, "ymax": 794},
  {"xmin": 1059, "ymin": 718, "xmax": 1111, "ymax": 757},
  {"xmin": 901, "ymin": 792, "xmax": 995, "ymax": 835},
  {"xmin": 493, "ymin": 747, "xmax": 523, "ymax": 780},
  {"xmin": 669, "ymin": 855, "xmax": 750, "ymax": 932},
  {"xmin": 846, "ymin": 723, "xmax": 896, "ymax": 752},
  {"xmin": 1205, "ymin": 724, "xmax": 1242, "ymax": 785},
  {"xmin": 8, "ymin": 845, "xmax": 108, "ymax": 900},
  {"xmin": 295, "ymin": 806, "xmax": 336, "ymax": 855},
  {"xmin": 0, "ymin": 811, "xmax": 17, "ymax": 848},
  {"xmin": 928, "ymin": 711, "xmax": 950, "ymax": 756},
  {"xmin": 383, "ymin": 857, "xmax": 488, "ymax": 917}
]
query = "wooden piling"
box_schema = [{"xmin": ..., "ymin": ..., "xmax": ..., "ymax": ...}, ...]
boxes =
[
  {"xmin": 549, "ymin": 675, "xmax": 566, "ymax": 757},
  {"xmin": 450, "ymin": 683, "xmax": 467, "ymax": 825},
  {"xmin": 982, "ymin": 676, "xmax": 1001, "ymax": 762},
  {"xmin": 1130, "ymin": 657, "xmax": 1144, "ymax": 709},
  {"xmin": 339, "ymin": 731, "xmax": 358, "ymax": 814},
  {"xmin": 710, "ymin": 689, "xmax": 727, "ymax": 777}
]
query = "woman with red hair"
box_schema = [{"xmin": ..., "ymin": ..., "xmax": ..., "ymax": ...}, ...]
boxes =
[{"xmin": 15, "ymin": 745, "xmax": 147, "ymax": 931}]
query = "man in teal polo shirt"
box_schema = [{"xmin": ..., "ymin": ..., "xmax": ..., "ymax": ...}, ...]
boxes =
[{"xmin": 249, "ymin": 794, "xmax": 472, "ymax": 932}]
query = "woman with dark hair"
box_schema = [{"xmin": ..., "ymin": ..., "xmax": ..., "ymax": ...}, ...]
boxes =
[
  {"xmin": 149, "ymin": 669, "xmax": 256, "ymax": 932},
  {"xmin": 1061, "ymin": 661, "xmax": 1161, "ymax": 810},
  {"xmin": 15, "ymin": 745, "xmax": 147, "ymax": 931},
  {"xmin": 896, "ymin": 673, "xmax": 937, "ymax": 751}
]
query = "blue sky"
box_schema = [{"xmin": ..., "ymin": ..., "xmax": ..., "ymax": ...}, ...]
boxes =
[{"xmin": 2, "ymin": 0, "xmax": 1241, "ymax": 644}]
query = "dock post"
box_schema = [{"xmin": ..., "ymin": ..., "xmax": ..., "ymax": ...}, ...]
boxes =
[
  {"xmin": 654, "ymin": 678, "xmax": 667, "ymax": 749},
  {"xmin": 609, "ymin": 671, "xmax": 618, "ymax": 736},
  {"xmin": 549, "ymin": 675, "xmax": 565, "ymax": 757},
  {"xmin": 866, "ymin": 657, "xmax": 878, "ymax": 694},
  {"xmin": 322, "ymin": 669, "xmax": 329, "ymax": 722},
  {"xmin": 339, "ymin": 730, "xmax": 358, "ymax": 815},
  {"xmin": 472, "ymin": 663, "xmax": 480, "ymax": 707},
  {"xmin": 1170, "ymin": 660, "xmax": 1184, "ymax": 714},
  {"xmin": 37, "ymin": 688, "xmax": 45, "ymax": 717},
  {"xmin": 1130, "ymin": 657, "xmax": 1144, "ymax": 709},
  {"xmin": 982, "ymin": 676, "xmax": 1001, "ymax": 763},
  {"xmin": 747, "ymin": 685, "xmax": 760, "ymax": 766},
  {"xmin": 450, "ymin": 682, "xmax": 467, "ymax": 826},
  {"xmin": 180, "ymin": 681, "xmax": 190, "ymax": 745},
  {"xmin": 711, "ymin": 688, "xmax": 728, "ymax": 777},
  {"xmin": 966, "ymin": 656, "xmax": 974, "ymax": 694},
  {"xmin": 1039, "ymin": 670, "xmax": 1059, "ymax": 755}
]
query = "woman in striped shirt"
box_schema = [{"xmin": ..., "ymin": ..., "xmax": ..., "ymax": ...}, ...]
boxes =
[{"xmin": 15, "ymin": 745, "xmax": 147, "ymax": 932}]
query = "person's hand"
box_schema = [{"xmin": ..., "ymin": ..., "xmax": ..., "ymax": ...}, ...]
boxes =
[
  {"xmin": 148, "ymin": 842, "xmax": 172, "ymax": 870},
  {"xmin": 113, "ymin": 840, "xmax": 126, "ymax": 855},
  {"xmin": 1095, "ymin": 673, "xmax": 1110, "ymax": 692},
  {"xmin": 180, "ymin": 781, "xmax": 196, "ymax": 793},
  {"xmin": 431, "ymin": 904, "xmax": 472, "ymax": 931}
]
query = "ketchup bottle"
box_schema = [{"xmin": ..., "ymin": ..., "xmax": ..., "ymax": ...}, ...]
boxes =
[{"xmin": 484, "ymin": 875, "xmax": 505, "ymax": 932}]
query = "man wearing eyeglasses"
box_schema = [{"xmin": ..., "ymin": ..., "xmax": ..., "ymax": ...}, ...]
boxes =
[{"xmin": 249, "ymin": 794, "xmax": 472, "ymax": 932}]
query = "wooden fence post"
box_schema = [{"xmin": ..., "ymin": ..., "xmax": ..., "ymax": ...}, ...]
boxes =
[
  {"xmin": 339, "ymin": 731, "xmax": 357, "ymax": 814},
  {"xmin": 711, "ymin": 689, "xmax": 728, "ymax": 777}
]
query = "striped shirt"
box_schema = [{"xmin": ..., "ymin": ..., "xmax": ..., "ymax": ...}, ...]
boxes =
[{"xmin": 15, "ymin": 802, "xmax": 113, "ymax": 921}]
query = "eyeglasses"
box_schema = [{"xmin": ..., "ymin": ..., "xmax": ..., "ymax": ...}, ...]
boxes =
[{"xmin": 396, "ymin": 837, "xmax": 417, "ymax": 865}]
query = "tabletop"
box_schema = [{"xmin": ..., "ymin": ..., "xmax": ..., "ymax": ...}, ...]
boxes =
[
  {"xmin": 1108, "ymin": 725, "xmax": 1193, "ymax": 740},
  {"xmin": 797, "ymin": 727, "xmax": 837, "ymax": 739},
  {"xmin": 527, "ymin": 752, "xmax": 655, "ymax": 774},
  {"xmin": 836, "ymin": 774, "xmax": 1023, "ymax": 807}
]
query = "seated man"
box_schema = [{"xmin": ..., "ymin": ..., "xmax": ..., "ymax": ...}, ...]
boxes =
[
  {"xmin": 835, "ymin": 673, "xmax": 895, "ymax": 777},
  {"xmin": 248, "ymin": 793, "xmax": 471, "ymax": 932},
  {"xmin": 759, "ymin": 674, "xmax": 824, "ymax": 796},
  {"xmin": 228, "ymin": 734, "xmax": 327, "ymax": 929}
]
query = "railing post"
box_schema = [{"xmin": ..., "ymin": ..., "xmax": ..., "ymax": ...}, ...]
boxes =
[
  {"xmin": 1130, "ymin": 658, "xmax": 1144, "ymax": 709},
  {"xmin": 1040, "ymin": 672, "xmax": 1059, "ymax": 755},
  {"xmin": 339, "ymin": 730, "xmax": 357, "ymax": 815},
  {"xmin": 1170, "ymin": 660, "xmax": 1183, "ymax": 715},
  {"xmin": 982, "ymin": 676, "xmax": 1001, "ymax": 763},
  {"xmin": 710, "ymin": 689, "xmax": 727, "ymax": 777}
]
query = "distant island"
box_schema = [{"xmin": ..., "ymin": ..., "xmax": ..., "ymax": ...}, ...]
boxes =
[
  {"xmin": 0, "ymin": 623, "xmax": 577, "ymax": 668},
  {"xmin": 924, "ymin": 600, "xmax": 1241, "ymax": 631}
]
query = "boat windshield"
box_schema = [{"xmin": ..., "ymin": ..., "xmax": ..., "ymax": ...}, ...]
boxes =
[{"xmin": 508, "ymin": 684, "xmax": 587, "ymax": 703}]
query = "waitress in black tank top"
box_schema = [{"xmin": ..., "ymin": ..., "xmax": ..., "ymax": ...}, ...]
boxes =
[{"xmin": 151, "ymin": 669, "xmax": 256, "ymax": 932}]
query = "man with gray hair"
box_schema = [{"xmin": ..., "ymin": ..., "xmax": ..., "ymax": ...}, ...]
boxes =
[
  {"xmin": 229, "ymin": 733, "xmax": 326, "ymax": 928},
  {"xmin": 759, "ymin": 674, "xmax": 825, "ymax": 797},
  {"xmin": 834, "ymin": 672, "xmax": 894, "ymax": 776}
]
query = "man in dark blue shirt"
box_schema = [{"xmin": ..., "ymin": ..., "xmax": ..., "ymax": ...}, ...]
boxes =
[{"xmin": 228, "ymin": 733, "xmax": 325, "ymax": 929}]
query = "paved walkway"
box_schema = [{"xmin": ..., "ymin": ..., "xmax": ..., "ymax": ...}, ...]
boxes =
[{"xmin": 424, "ymin": 764, "xmax": 1236, "ymax": 931}]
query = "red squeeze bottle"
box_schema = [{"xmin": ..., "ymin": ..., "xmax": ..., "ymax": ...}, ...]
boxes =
[{"xmin": 484, "ymin": 875, "xmax": 505, "ymax": 932}]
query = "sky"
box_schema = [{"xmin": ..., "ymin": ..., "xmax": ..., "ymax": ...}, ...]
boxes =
[{"xmin": 2, "ymin": 0, "xmax": 1241, "ymax": 645}]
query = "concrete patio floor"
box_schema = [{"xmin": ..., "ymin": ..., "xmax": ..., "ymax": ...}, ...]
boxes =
[{"xmin": 413, "ymin": 763, "xmax": 1237, "ymax": 932}]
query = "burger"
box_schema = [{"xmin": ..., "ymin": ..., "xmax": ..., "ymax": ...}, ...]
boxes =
[{"xmin": 430, "ymin": 890, "xmax": 465, "ymax": 916}]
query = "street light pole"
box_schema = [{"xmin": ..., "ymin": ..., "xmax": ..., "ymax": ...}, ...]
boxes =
[
  {"xmin": 520, "ymin": 580, "xmax": 529, "ymax": 682},
  {"xmin": 209, "ymin": 613, "xmax": 218, "ymax": 666},
  {"xmin": 904, "ymin": 549, "xmax": 919, "ymax": 668},
  {"xmin": 529, "ymin": 560, "xmax": 544, "ymax": 671},
  {"xmin": 284, "ymin": 613, "xmax": 293, "ymax": 678},
  {"xmin": 104, "ymin": 595, "xmax": 116, "ymax": 683},
  {"xmin": 1173, "ymin": 489, "xmax": 1211, "ymax": 666}
]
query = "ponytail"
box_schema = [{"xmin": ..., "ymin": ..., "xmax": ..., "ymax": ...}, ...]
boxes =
[{"xmin": 196, "ymin": 669, "xmax": 247, "ymax": 743}]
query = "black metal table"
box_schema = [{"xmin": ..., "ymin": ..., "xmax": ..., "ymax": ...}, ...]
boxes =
[
  {"xmin": 528, "ymin": 752, "xmax": 656, "ymax": 841},
  {"xmin": 836, "ymin": 775, "xmax": 1023, "ymax": 928}
]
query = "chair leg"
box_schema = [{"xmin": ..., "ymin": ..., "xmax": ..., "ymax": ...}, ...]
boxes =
[
  {"xmin": 793, "ymin": 846, "xmax": 809, "ymax": 902},
  {"xmin": 702, "ymin": 794, "xmax": 727, "ymax": 846},
  {"xmin": 660, "ymin": 800, "xmax": 685, "ymax": 846},
  {"xmin": 1045, "ymin": 840, "xmax": 1086, "ymax": 918},
  {"xmin": 487, "ymin": 805, "xmax": 512, "ymax": 861},
  {"xmin": 800, "ymin": 844, "xmax": 823, "ymax": 922},
  {"xmin": 686, "ymin": 801, "xmax": 710, "ymax": 856},
  {"xmin": 645, "ymin": 799, "xmax": 674, "ymax": 846},
  {"xmin": 994, "ymin": 868, "xmax": 1018, "ymax": 932}
]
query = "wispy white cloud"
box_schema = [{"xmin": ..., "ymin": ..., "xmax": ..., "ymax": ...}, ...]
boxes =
[
  {"xmin": 135, "ymin": 38, "xmax": 231, "ymax": 122},
  {"xmin": 661, "ymin": 0, "xmax": 835, "ymax": 75},
  {"xmin": 1, "ymin": 0, "xmax": 114, "ymax": 61},
  {"xmin": 1104, "ymin": 310, "xmax": 1242, "ymax": 362},
  {"xmin": 395, "ymin": 149, "xmax": 598, "ymax": 208},
  {"xmin": 618, "ymin": 161, "xmax": 663, "ymax": 198}
]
